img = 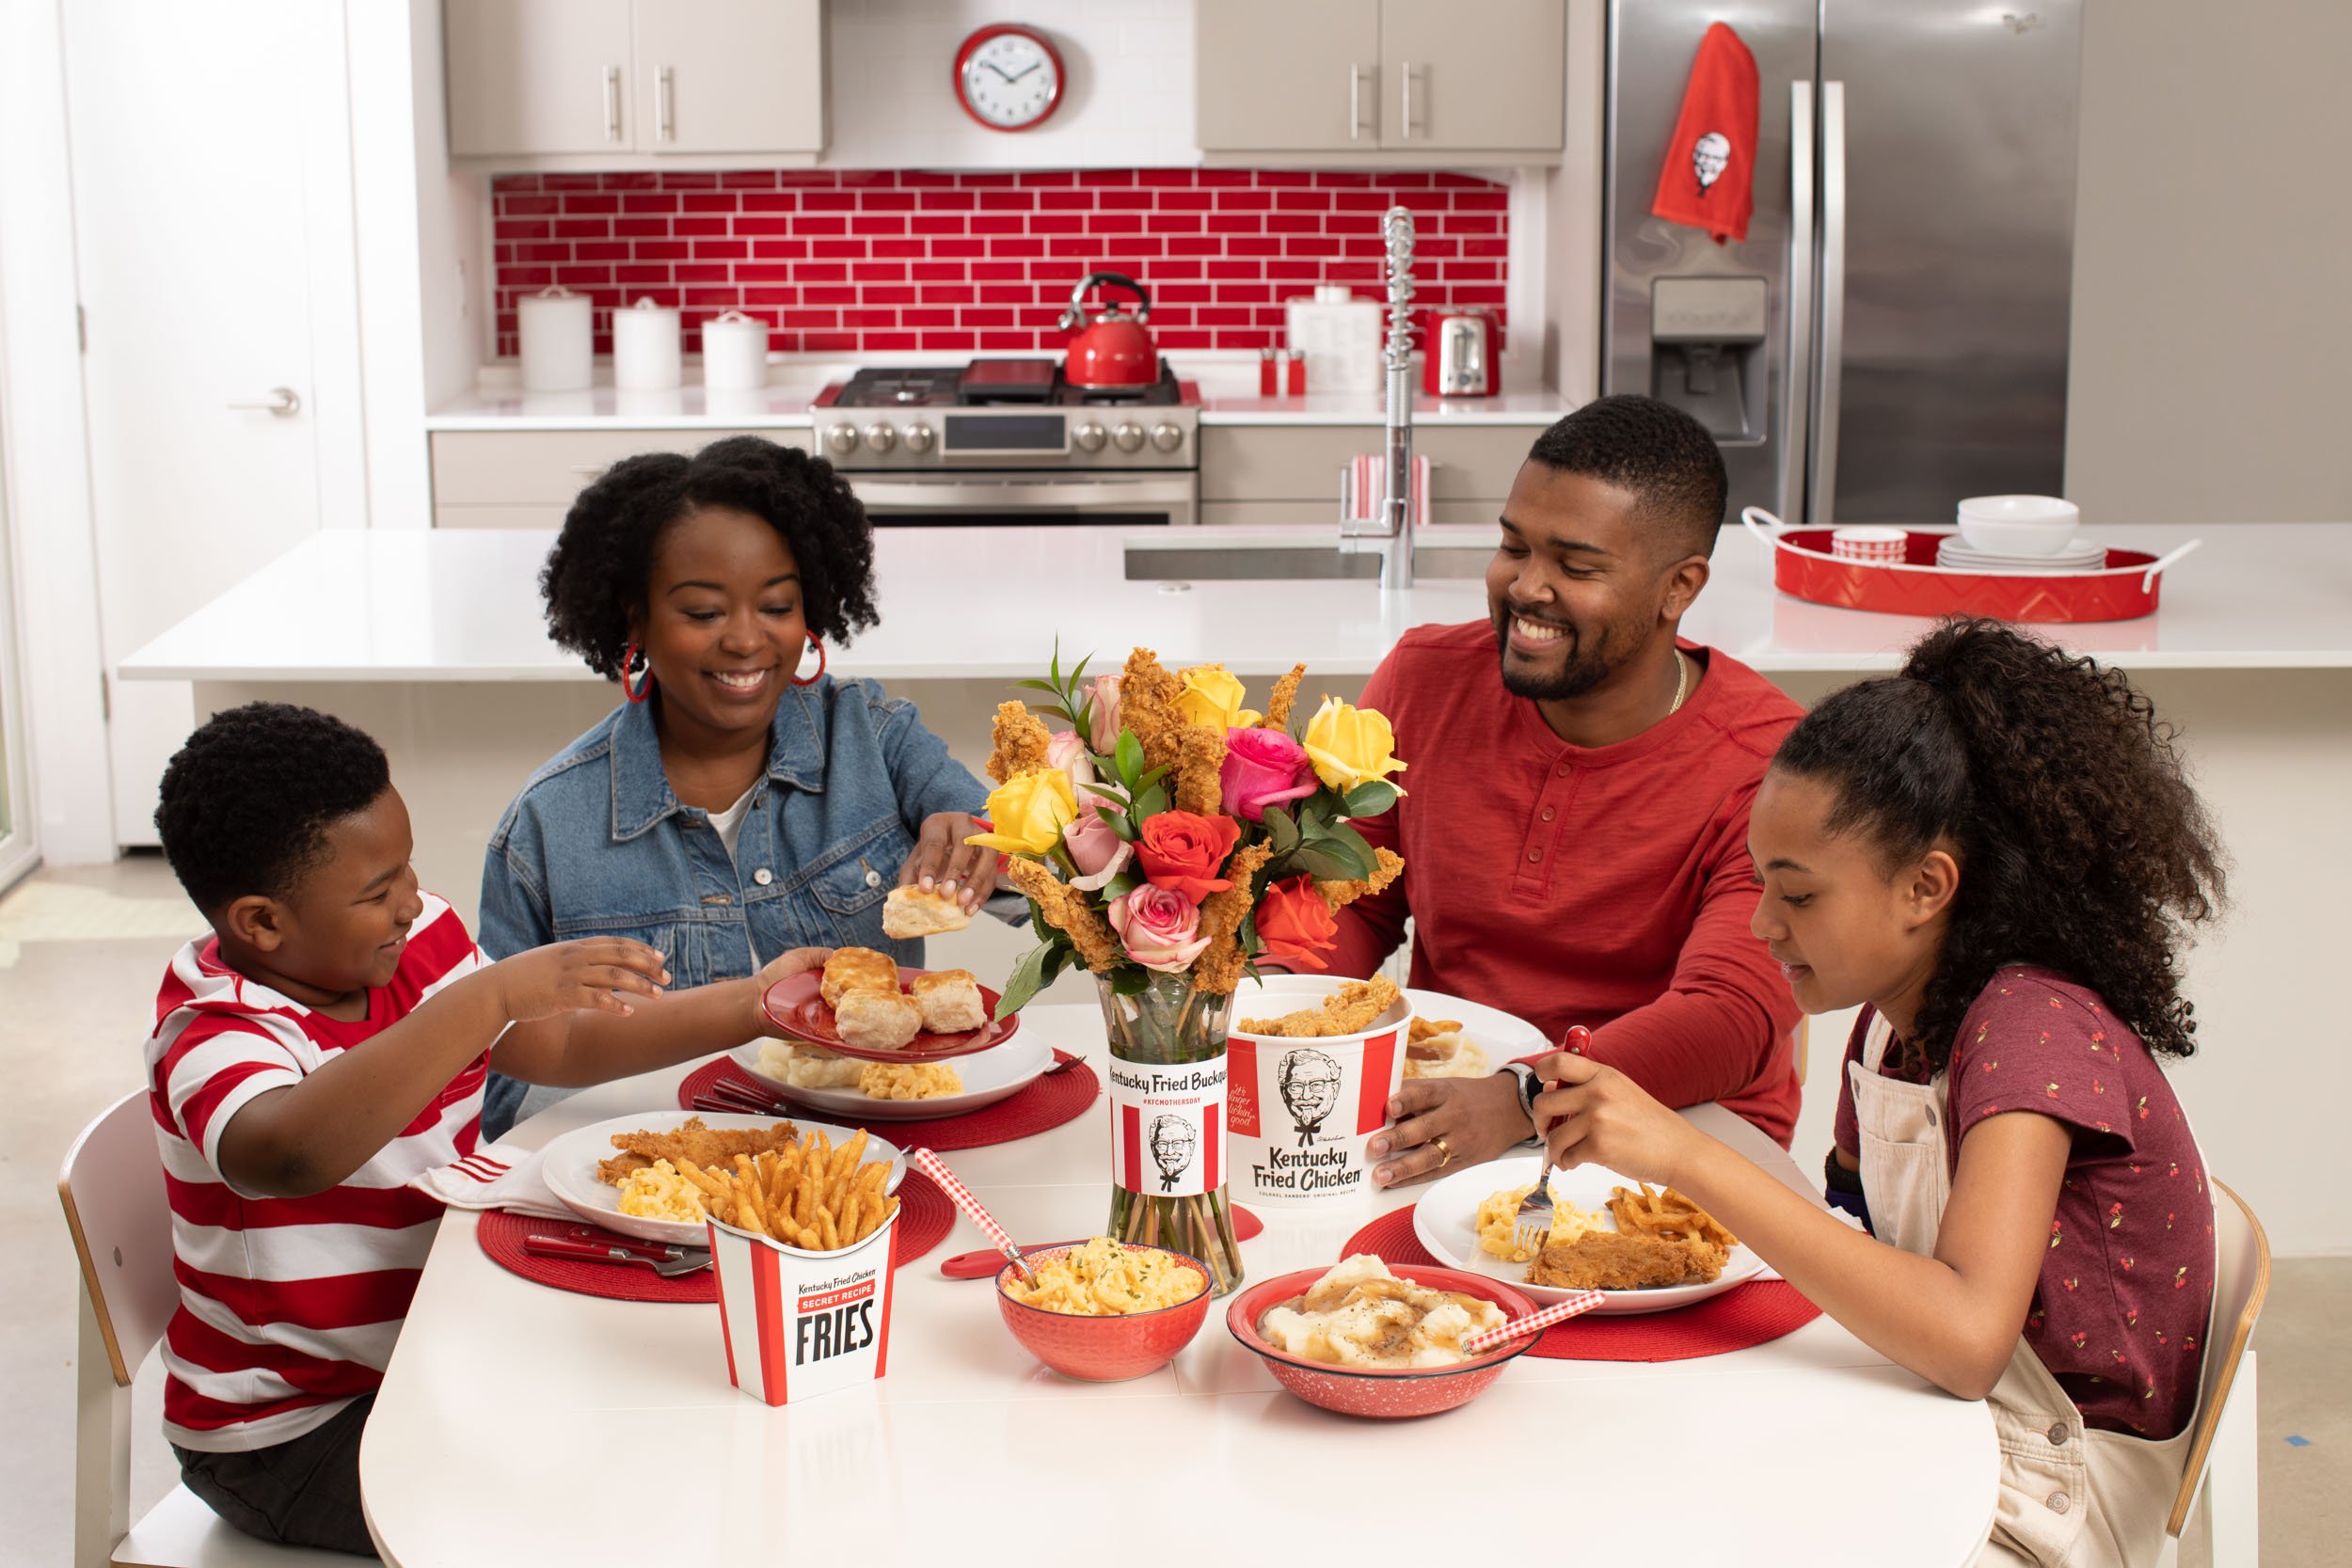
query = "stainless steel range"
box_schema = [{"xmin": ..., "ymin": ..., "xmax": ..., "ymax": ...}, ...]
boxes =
[{"xmin": 811, "ymin": 357, "xmax": 1200, "ymax": 528}]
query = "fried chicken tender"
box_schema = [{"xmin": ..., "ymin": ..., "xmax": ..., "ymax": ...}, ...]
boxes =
[
  {"xmin": 1238, "ymin": 974, "xmax": 1403, "ymax": 1037},
  {"xmin": 1526, "ymin": 1230, "xmax": 1730, "ymax": 1291},
  {"xmin": 1188, "ymin": 842, "xmax": 1275, "ymax": 995},
  {"xmin": 1172, "ymin": 722, "xmax": 1226, "ymax": 816},
  {"xmin": 985, "ymin": 700, "xmax": 1054, "ymax": 785},
  {"xmin": 1259, "ymin": 663, "xmax": 1308, "ymax": 733},
  {"xmin": 1315, "ymin": 847, "xmax": 1406, "ymax": 911},
  {"xmin": 1118, "ymin": 649, "xmax": 1189, "ymax": 774},
  {"xmin": 1001, "ymin": 855, "xmax": 1123, "ymax": 973},
  {"xmin": 596, "ymin": 1117, "xmax": 800, "ymax": 1185}
]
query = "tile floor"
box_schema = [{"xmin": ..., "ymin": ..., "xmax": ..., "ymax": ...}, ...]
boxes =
[{"xmin": 4, "ymin": 856, "xmax": 2340, "ymax": 1565}]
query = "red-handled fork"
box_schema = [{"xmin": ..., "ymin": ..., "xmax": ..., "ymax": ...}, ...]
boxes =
[
  {"xmin": 1512, "ymin": 1024, "xmax": 1592, "ymax": 1255},
  {"xmin": 1461, "ymin": 1288, "xmax": 1607, "ymax": 1355},
  {"xmin": 910, "ymin": 1147, "xmax": 1038, "ymax": 1288}
]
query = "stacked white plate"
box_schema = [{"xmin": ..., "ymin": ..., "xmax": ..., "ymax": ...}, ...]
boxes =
[{"xmin": 1936, "ymin": 537, "xmax": 2106, "ymax": 575}]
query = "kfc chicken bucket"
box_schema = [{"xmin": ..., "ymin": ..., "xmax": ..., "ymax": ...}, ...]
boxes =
[
  {"xmin": 1225, "ymin": 974, "xmax": 1410, "ymax": 1202},
  {"xmin": 706, "ymin": 1205, "xmax": 899, "ymax": 1407}
]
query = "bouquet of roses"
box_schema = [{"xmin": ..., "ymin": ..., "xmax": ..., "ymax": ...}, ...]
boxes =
[{"xmin": 967, "ymin": 646, "xmax": 1406, "ymax": 1015}]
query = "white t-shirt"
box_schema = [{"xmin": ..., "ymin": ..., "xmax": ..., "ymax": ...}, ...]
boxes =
[{"xmin": 707, "ymin": 784, "xmax": 758, "ymax": 860}]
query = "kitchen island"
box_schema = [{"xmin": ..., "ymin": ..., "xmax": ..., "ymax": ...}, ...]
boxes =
[{"xmin": 119, "ymin": 520, "xmax": 2352, "ymax": 1252}]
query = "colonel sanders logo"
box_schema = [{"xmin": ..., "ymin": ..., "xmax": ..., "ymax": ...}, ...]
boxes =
[
  {"xmin": 1692, "ymin": 132, "xmax": 1731, "ymax": 194},
  {"xmin": 1278, "ymin": 1049, "xmax": 1343, "ymax": 1148},
  {"xmin": 1146, "ymin": 1114, "xmax": 1197, "ymax": 1192}
]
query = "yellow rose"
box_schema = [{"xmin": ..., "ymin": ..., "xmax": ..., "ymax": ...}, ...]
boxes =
[
  {"xmin": 1302, "ymin": 696, "xmax": 1406, "ymax": 794},
  {"xmin": 1176, "ymin": 664, "xmax": 1263, "ymax": 731},
  {"xmin": 965, "ymin": 768, "xmax": 1077, "ymax": 856}
]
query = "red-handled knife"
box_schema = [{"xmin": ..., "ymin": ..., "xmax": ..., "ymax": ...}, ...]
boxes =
[{"xmin": 524, "ymin": 1234, "xmax": 711, "ymax": 1277}]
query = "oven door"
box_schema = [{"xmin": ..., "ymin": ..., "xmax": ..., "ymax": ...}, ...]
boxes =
[{"xmin": 849, "ymin": 470, "xmax": 1196, "ymax": 529}]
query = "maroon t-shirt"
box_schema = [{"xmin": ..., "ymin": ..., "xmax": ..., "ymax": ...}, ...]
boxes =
[{"xmin": 1834, "ymin": 966, "xmax": 2216, "ymax": 1438}]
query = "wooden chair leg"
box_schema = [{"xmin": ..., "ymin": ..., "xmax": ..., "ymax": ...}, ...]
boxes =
[
  {"xmin": 73, "ymin": 1283, "xmax": 130, "ymax": 1568},
  {"xmin": 2205, "ymin": 1348, "xmax": 2260, "ymax": 1566}
]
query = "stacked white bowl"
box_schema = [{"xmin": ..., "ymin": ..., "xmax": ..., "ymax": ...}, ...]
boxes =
[{"xmin": 1943, "ymin": 496, "xmax": 2102, "ymax": 573}]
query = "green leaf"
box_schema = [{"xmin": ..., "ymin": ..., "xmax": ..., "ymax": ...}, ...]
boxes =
[
  {"xmin": 1104, "ymin": 869, "xmax": 1144, "ymax": 900},
  {"xmin": 1115, "ymin": 730, "xmax": 1145, "ymax": 792},
  {"xmin": 1133, "ymin": 783, "xmax": 1169, "ymax": 820},
  {"xmin": 1263, "ymin": 805, "xmax": 1302, "ymax": 856},
  {"xmin": 1014, "ymin": 679, "xmax": 1059, "ymax": 695},
  {"xmin": 1104, "ymin": 810, "xmax": 1136, "ymax": 843},
  {"xmin": 1297, "ymin": 792, "xmax": 1338, "ymax": 833},
  {"xmin": 1049, "ymin": 638, "xmax": 1063, "ymax": 686},
  {"xmin": 1040, "ymin": 942, "xmax": 1073, "ymax": 985},
  {"xmin": 993, "ymin": 941, "xmax": 1061, "ymax": 1019},
  {"xmin": 1342, "ymin": 781, "xmax": 1398, "ymax": 818},
  {"xmin": 1110, "ymin": 965, "xmax": 1152, "ymax": 996},
  {"xmin": 1136, "ymin": 764, "xmax": 1169, "ymax": 793},
  {"xmin": 1285, "ymin": 827, "xmax": 1375, "ymax": 882}
]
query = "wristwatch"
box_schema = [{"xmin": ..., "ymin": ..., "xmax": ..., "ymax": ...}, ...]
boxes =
[{"xmin": 1501, "ymin": 1062, "xmax": 1543, "ymax": 1127}]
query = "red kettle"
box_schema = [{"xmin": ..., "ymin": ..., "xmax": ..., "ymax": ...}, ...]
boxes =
[{"xmin": 1057, "ymin": 271, "xmax": 1157, "ymax": 388}]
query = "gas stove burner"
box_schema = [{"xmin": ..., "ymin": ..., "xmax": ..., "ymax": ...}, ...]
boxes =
[{"xmin": 831, "ymin": 359, "xmax": 1185, "ymax": 410}]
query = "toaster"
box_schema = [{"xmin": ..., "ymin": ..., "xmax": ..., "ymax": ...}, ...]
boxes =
[{"xmin": 1423, "ymin": 309, "xmax": 1501, "ymax": 398}]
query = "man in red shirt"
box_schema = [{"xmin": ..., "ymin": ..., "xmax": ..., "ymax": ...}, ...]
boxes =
[{"xmin": 1337, "ymin": 396, "xmax": 1804, "ymax": 1184}]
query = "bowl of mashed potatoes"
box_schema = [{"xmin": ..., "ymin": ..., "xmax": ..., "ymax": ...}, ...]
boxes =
[
  {"xmin": 994, "ymin": 1238, "xmax": 1213, "ymax": 1382},
  {"xmin": 1225, "ymin": 1255, "xmax": 1538, "ymax": 1418}
]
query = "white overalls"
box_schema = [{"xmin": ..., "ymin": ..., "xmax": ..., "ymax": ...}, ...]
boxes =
[{"xmin": 1848, "ymin": 1016, "xmax": 2211, "ymax": 1567}]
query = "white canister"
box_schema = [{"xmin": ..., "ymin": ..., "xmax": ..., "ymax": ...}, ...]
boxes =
[
  {"xmin": 1225, "ymin": 974, "xmax": 1410, "ymax": 1203},
  {"xmin": 701, "ymin": 309, "xmax": 770, "ymax": 391},
  {"xmin": 613, "ymin": 296, "xmax": 683, "ymax": 391},
  {"xmin": 1284, "ymin": 284, "xmax": 1385, "ymax": 396},
  {"xmin": 516, "ymin": 286, "xmax": 593, "ymax": 392}
]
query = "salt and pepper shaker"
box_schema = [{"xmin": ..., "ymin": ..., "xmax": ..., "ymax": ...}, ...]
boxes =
[
  {"xmin": 1259, "ymin": 346, "xmax": 1279, "ymax": 396},
  {"xmin": 1285, "ymin": 350, "xmax": 1308, "ymax": 396}
]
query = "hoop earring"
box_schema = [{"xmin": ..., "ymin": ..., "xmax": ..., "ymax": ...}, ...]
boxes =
[
  {"xmin": 621, "ymin": 642, "xmax": 654, "ymax": 704},
  {"xmin": 790, "ymin": 634, "xmax": 828, "ymax": 687}
]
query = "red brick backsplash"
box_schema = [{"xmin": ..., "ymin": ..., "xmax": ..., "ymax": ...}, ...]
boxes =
[{"xmin": 490, "ymin": 168, "xmax": 1508, "ymax": 359}]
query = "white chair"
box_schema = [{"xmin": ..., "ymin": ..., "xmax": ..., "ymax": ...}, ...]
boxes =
[
  {"xmin": 2156, "ymin": 1178, "xmax": 2270, "ymax": 1567},
  {"xmin": 59, "ymin": 1090, "xmax": 357, "ymax": 1568}
]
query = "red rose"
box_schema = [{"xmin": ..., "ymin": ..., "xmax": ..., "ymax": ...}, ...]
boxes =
[
  {"xmin": 1134, "ymin": 811, "xmax": 1241, "ymax": 903},
  {"xmin": 1253, "ymin": 876, "xmax": 1338, "ymax": 972}
]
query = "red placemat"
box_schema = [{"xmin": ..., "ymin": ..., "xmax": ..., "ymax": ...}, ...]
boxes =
[
  {"xmin": 676, "ymin": 1051, "xmax": 1099, "ymax": 1150},
  {"xmin": 476, "ymin": 1172, "xmax": 955, "ymax": 1303},
  {"xmin": 1338, "ymin": 1206, "xmax": 1821, "ymax": 1361}
]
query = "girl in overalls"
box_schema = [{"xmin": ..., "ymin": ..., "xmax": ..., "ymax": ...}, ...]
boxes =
[{"xmin": 1531, "ymin": 618, "xmax": 2225, "ymax": 1567}]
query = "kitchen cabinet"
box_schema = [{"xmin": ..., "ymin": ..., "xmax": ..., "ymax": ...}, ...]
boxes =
[
  {"xmin": 1198, "ymin": 423, "xmax": 1536, "ymax": 527},
  {"xmin": 1196, "ymin": 0, "xmax": 1563, "ymax": 159},
  {"xmin": 443, "ymin": 0, "xmax": 824, "ymax": 165},
  {"xmin": 429, "ymin": 427, "xmax": 812, "ymax": 528}
]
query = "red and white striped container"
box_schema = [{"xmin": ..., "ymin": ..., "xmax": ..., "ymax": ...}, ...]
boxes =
[
  {"xmin": 705, "ymin": 1206, "xmax": 899, "ymax": 1406},
  {"xmin": 1225, "ymin": 974, "xmax": 1409, "ymax": 1203},
  {"xmin": 1829, "ymin": 526, "xmax": 1908, "ymax": 564}
]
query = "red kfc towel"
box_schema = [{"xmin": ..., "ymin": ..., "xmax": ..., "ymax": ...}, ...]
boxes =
[{"xmin": 1650, "ymin": 23, "xmax": 1759, "ymax": 245}]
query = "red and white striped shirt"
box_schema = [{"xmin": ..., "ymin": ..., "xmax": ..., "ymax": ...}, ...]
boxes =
[{"xmin": 146, "ymin": 893, "xmax": 488, "ymax": 1451}]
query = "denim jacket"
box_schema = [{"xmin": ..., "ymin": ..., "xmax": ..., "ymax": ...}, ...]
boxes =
[{"xmin": 476, "ymin": 675, "xmax": 987, "ymax": 1138}]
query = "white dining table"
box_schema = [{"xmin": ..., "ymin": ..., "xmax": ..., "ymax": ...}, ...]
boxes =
[{"xmin": 361, "ymin": 1003, "xmax": 1997, "ymax": 1564}]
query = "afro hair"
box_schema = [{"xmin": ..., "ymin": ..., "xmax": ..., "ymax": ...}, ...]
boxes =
[{"xmin": 153, "ymin": 703, "xmax": 392, "ymax": 911}]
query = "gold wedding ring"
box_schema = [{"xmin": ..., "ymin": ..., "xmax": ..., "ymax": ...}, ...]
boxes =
[{"xmin": 1432, "ymin": 1135, "xmax": 1453, "ymax": 1170}]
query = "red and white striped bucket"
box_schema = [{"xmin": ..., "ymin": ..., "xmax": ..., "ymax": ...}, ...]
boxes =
[
  {"xmin": 705, "ymin": 1206, "xmax": 899, "ymax": 1406},
  {"xmin": 1226, "ymin": 975, "xmax": 1409, "ymax": 1203}
]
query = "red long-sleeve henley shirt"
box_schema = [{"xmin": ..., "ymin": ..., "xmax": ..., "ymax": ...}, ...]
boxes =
[{"xmin": 1329, "ymin": 620, "xmax": 1806, "ymax": 1146}]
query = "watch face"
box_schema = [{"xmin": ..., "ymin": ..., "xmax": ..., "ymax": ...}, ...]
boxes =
[{"xmin": 958, "ymin": 28, "xmax": 1061, "ymax": 130}]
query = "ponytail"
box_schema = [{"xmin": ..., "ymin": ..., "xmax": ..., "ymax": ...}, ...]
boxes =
[{"xmin": 1773, "ymin": 618, "xmax": 2225, "ymax": 1068}]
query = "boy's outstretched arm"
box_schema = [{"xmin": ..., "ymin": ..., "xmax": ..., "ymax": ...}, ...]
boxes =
[{"xmin": 491, "ymin": 946, "xmax": 832, "ymax": 1090}]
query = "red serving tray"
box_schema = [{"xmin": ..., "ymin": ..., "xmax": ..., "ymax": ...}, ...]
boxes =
[
  {"xmin": 759, "ymin": 967, "xmax": 1019, "ymax": 1063},
  {"xmin": 1741, "ymin": 511, "xmax": 2199, "ymax": 625}
]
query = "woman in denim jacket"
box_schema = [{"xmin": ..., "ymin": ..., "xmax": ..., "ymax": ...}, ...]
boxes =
[{"xmin": 478, "ymin": 436, "xmax": 994, "ymax": 1139}]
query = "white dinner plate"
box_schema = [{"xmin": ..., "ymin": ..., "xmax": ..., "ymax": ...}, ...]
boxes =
[
  {"xmin": 733, "ymin": 1032, "xmax": 1055, "ymax": 1121},
  {"xmin": 1412, "ymin": 1153, "xmax": 1766, "ymax": 1315},
  {"xmin": 539, "ymin": 1111, "xmax": 906, "ymax": 1247},
  {"xmin": 1401, "ymin": 988, "xmax": 1551, "ymax": 1075}
]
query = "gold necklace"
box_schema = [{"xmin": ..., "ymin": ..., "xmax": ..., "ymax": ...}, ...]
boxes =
[{"xmin": 1667, "ymin": 650, "xmax": 1691, "ymax": 716}]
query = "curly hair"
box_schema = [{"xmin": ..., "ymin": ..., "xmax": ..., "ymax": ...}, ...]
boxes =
[
  {"xmin": 154, "ymin": 702, "xmax": 392, "ymax": 911},
  {"xmin": 540, "ymin": 435, "xmax": 881, "ymax": 679},
  {"xmin": 1772, "ymin": 619, "xmax": 2226, "ymax": 1069},
  {"xmin": 1524, "ymin": 394, "xmax": 1727, "ymax": 562}
]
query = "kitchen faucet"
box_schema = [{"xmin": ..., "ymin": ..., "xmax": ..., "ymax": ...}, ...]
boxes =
[{"xmin": 1340, "ymin": 206, "xmax": 1416, "ymax": 592}]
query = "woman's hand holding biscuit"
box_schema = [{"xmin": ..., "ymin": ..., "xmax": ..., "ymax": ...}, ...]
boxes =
[{"xmin": 902, "ymin": 811, "xmax": 999, "ymax": 912}]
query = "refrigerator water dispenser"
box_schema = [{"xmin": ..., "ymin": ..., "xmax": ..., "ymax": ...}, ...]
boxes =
[{"xmin": 1649, "ymin": 276, "xmax": 1769, "ymax": 442}]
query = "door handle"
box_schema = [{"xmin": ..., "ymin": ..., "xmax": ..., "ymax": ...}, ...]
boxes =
[
  {"xmin": 1810, "ymin": 80, "xmax": 1847, "ymax": 529},
  {"xmin": 1783, "ymin": 79, "xmax": 1815, "ymax": 529},
  {"xmin": 227, "ymin": 387, "xmax": 301, "ymax": 417}
]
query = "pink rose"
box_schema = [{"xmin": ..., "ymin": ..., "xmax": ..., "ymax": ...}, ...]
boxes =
[
  {"xmin": 1063, "ymin": 809, "xmax": 1133, "ymax": 893},
  {"xmin": 1085, "ymin": 673, "xmax": 1123, "ymax": 755},
  {"xmin": 1108, "ymin": 884, "xmax": 1210, "ymax": 974},
  {"xmin": 1046, "ymin": 729, "xmax": 1096, "ymax": 797},
  {"xmin": 1219, "ymin": 726, "xmax": 1317, "ymax": 823}
]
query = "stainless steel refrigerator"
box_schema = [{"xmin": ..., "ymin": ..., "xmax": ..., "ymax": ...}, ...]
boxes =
[{"xmin": 1602, "ymin": 0, "xmax": 2083, "ymax": 529}]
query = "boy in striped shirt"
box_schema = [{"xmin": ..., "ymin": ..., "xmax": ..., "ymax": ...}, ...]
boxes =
[{"xmin": 147, "ymin": 703, "xmax": 825, "ymax": 1554}]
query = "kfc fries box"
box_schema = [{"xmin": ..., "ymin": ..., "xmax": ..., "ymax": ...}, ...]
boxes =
[
  {"xmin": 706, "ymin": 1207, "xmax": 898, "ymax": 1407},
  {"xmin": 1226, "ymin": 975, "xmax": 1409, "ymax": 1203}
]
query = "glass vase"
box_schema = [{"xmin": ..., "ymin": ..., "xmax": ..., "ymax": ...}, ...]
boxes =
[{"xmin": 1097, "ymin": 971, "xmax": 1246, "ymax": 1296}]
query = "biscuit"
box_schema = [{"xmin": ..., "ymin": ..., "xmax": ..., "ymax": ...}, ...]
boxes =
[
  {"xmin": 882, "ymin": 884, "xmax": 972, "ymax": 941},
  {"xmin": 834, "ymin": 988, "xmax": 922, "ymax": 1052},
  {"xmin": 911, "ymin": 969, "xmax": 987, "ymax": 1034},
  {"xmin": 820, "ymin": 947, "xmax": 900, "ymax": 1008}
]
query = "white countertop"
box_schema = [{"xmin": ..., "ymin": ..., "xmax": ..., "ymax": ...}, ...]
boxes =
[
  {"xmin": 119, "ymin": 521, "xmax": 2352, "ymax": 684},
  {"xmin": 1198, "ymin": 387, "xmax": 1572, "ymax": 424}
]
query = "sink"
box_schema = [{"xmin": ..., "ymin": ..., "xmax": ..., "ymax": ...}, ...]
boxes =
[{"xmin": 1122, "ymin": 538, "xmax": 1489, "ymax": 582}]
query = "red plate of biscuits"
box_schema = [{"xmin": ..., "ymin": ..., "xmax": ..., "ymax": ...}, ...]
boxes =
[{"xmin": 760, "ymin": 949, "xmax": 1020, "ymax": 1063}]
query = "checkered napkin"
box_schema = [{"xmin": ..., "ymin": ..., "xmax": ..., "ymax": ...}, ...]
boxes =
[{"xmin": 410, "ymin": 1135, "xmax": 572, "ymax": 1222}]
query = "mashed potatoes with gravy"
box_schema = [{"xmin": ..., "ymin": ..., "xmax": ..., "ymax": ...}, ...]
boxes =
[
  {"xmin": 757, "ymin": 1038, "xmax": 865, "ymax": 1090},
  {"xmin": 1257, "ymin": 1255, "xmax": 1504, "ymax": 1368}
]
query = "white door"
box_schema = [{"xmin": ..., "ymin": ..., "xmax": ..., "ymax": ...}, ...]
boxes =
[
  {"xmin": 0, "ymin": 436, "xmax": 35, "ymax": 893},
  {"xmin": 65, "ymin": 2, "xmax": 340, "ymax": 846}
]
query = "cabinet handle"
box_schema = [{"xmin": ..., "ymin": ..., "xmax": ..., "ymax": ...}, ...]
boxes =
[
  {"xmin": 603, "ymin": 65, "xmax": 622, "ymax": 142},
  {"xmin": 1348, "ymin": 63, "xmax": 1368, "ymax": 141},
  {"xmin": 1400, "ymin": 62, "xmax": 1423, "ymax": 139},
  {"xmin": 657, "ymin": 65, "xmax": 675, "ymax": 142}
]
